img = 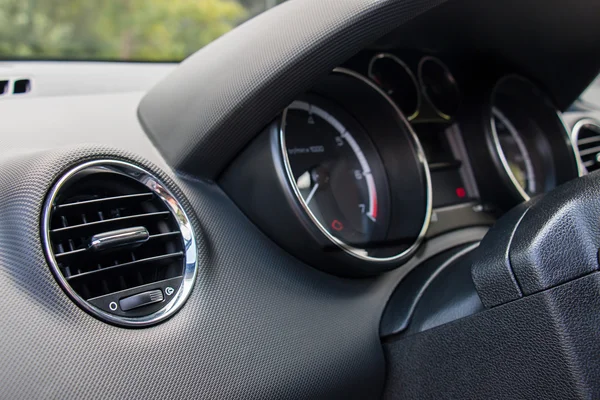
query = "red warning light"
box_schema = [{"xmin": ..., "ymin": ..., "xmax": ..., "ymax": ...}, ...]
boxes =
[
  {"xmin": 331, "ymin": 220, "xmax": 344, "ymax": 231},
  {"xmin": 456, "ymin": 187, "xmax": 466, "ymax": 198}
]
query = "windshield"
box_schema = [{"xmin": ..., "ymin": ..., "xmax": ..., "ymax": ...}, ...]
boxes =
[{"xmin": 0, "ymin": 0, "xmax": 284, "ymax": 62}]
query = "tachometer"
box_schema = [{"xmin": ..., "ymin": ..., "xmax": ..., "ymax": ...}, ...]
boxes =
[
  {"xmin": 282, "ymin": 100, "xmax": 389, "ymax": 251},
  {"xmin": 221, "ymin": 68, "xmax": 434, "ymax": 274}
]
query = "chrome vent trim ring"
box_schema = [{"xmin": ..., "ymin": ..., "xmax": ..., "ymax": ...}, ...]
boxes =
[
  {"xmin": 572, "ymin": 118, "xmax": 600, "ymax": 174},
  {"xmin": 42, "ymin": 160, "xmax": 198, "ymax": 327}
]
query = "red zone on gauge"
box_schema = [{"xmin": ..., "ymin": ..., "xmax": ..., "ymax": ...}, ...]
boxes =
[{"xmin": 283, "ymin": 99, "xmax": 386, "ymax": 248}]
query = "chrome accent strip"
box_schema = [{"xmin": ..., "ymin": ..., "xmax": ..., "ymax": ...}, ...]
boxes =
[
  {"xmin": 279, "ymin": 67, "xmax": 432, "ymax": 263},
  {"xmin": 42, "ymin": 160, "xmax": 198, "ymax": 327}
]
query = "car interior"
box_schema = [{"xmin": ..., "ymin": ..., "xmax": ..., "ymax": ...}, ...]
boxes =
[{"xmin": 1, "ymin": 0, "xmax": 600, "ymax": 398}]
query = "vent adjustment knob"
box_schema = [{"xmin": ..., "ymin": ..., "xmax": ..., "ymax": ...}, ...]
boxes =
[{"xmin": 120, "ymin": 289, "xmax": 164, "ymax": 311}]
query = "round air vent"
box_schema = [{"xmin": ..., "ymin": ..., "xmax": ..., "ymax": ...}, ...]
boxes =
[
  {"xmin": 573, "ymin": 119, "xmax": 600, "ymax": 174},
  {"xmin": 42, "ymin": 160, "xmax": 197, "ymax": 327}
]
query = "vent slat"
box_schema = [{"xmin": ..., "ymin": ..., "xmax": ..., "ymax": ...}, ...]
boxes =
[
  {"xmin": 149, "ymin": 231, "xmax": 182, "ymax": 240},
  {"xmin": 578, "ymin": 145, "xmax": 600, "ymax": 157},
  {"xmin": 577, "ymin": 136, "xmax": 600, "ymax": 146},
  {"xmin": 54, "ymin": 231, "xmax": 181, "ymax": 259},
  {"xmin": 55, "ymin": 247, "xmax": 87, "ymax": 258},
  {"xmin": 50, "ymin": 211, "xmax": 171, "ymax": 235},
  {"xmin": 57, "ymin": 192, "xmax": 154, "ymax": 210},
  {"xmin": 66, "ymin": 251, "xmax": 183, "ymax": 282}
]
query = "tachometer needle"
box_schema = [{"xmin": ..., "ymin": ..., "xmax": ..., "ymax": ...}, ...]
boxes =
[{"xmin": 305, "ymin": 183, "xmax": 319, "ymax": 205}]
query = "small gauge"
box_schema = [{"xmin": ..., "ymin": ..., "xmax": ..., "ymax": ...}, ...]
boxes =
[
  {"xmin": 492, "ymin": 107, "xmax": 537, "ymax": 196},
  {"xmin": 482, "ymin": 75, "xmax": 581, "ymax": 206},
  {"xmin": 282, "ymin": 100, "xmax": 389, "ymax": 253},
  {"xmin": 368, "ymin": 54, "xmax": 420, "ymax": 120},
  {"xmin": 418, "ymin": 56, "xmax": 460, "ymax": 119}
]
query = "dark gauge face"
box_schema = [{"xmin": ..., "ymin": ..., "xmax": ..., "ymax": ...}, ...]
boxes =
[
  {"xmin": 418, "ymin": 57, "xmax": 460, "ymax": 119},
  {"xmin": 492, "ymin": 107, "xmax": 537, "ymax": 195},
  {"xmin": 368, "ymin": 54, "xmax": 420, "ymax": 120},
  {"xmin": 485, "ymin": 75, "xmax": 579, "ymax": 207},
  {"xmin": 282, "ymin": 100, "xmax": 389, "ymax": 255}
]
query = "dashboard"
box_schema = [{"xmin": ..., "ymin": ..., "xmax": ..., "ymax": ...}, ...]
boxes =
[{"xmin": 1, "ymin": 0, "xmax": 600, "ymax": 398}]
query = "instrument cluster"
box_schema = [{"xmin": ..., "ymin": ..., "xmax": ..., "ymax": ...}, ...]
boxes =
[{"xmin": 221, "ymin": 50, "xmax": 581, "ymax": 277}]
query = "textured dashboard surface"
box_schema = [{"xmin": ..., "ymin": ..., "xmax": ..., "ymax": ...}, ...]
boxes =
[
  {"xmin": 384, "ymin": 273, "xmax": 600, "ymax": 399},
  {"xmin": 138, "ymin": 0, "xmax": 447, "ymax": 179},
  {"xmin": 0, "ymin": 146, "xmax": 389, "ymax": 399},
  {"xmin": 0, "ymin": 142, "xmax": 486, "ymax": 398}
]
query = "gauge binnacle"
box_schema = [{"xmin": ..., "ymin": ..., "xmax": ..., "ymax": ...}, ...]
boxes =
[{"xmin": 282, "ymin": 100, "xmax": 389, "ymax": 254}]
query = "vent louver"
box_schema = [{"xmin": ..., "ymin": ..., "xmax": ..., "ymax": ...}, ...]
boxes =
[
  {"xmin": 573, "ymin": 120, "xmax": 600, "ymax": 174},
  {"xmin": 43, "ymin": 160, "xmax": 197, "ymax": 327}
]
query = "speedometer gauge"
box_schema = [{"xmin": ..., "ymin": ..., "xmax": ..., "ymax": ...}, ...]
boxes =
[{"xmin": 282, "ymin": 100, "xmax": 389, "ymax": 251}]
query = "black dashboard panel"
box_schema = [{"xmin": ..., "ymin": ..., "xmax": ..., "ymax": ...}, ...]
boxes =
[{"xmin": 377, "ymin": 0, "xmax": 600, "ymax": 109}]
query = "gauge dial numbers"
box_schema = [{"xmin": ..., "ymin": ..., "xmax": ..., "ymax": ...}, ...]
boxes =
[
  {"xmin": 278, "ymin": 69, "xmax": 431, "ymax": 270},
  {"xmin": 282, "ymin": 100, "xmax": 390, "ymax": 256},
  {"xmin": 222, "ymin": 69, "xmax": 432, "ymax": 276}
]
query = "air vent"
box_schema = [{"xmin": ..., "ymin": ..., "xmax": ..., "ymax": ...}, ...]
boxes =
[
  {"xmin": 573, "ymin": 119, "xmax": 600, "ymax": 174},
  {"xmin": 13, "ymin": 79, "xmax": 31, "ymax": 94},
  {"xmin": 0, "ymin": 77, "xmax": 32, "ymax": 97},
  {"xmin": 42, "ymin": 160, "xmax": 197, "ymax": 327}
]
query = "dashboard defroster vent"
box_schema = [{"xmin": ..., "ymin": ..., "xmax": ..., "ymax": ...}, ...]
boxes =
[
  {"xmin": 0, "ymin": 77, "xmax": 32, "ymax": 97},
  {"xmin": 573, "ymin": 119, "xmax": 600, "ymax": 174},
  {"xmin": 42, "ymin": 160, "xmax": 197, "ymax": 327}
]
